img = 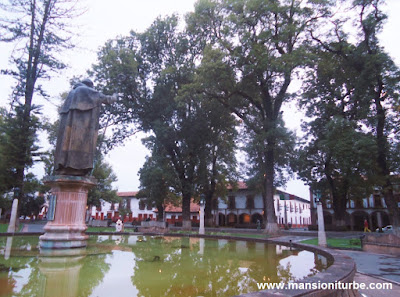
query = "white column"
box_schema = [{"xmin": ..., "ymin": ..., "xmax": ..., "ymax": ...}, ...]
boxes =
[
  {"xmin": 317, "ymin": 202, "xmax": 327, "ymax": 247},
  {"xmin": 199, "ymin": 205, "xmax": 205, "ymax": 235},
  {"xmin": 377, "ymin": 212, "xmax": 383, "ymax": 230},
  {"xmin": 7, "ymin": 199, "xmax": 19, "ymax": 233}
]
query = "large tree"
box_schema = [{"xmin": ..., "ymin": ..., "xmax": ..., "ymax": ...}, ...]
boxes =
[
  {"xmin": 138, "ymin": 141, "xmax": 180, "ymax": 222},
  {"xmin": 92, "ymin": 15, "xmax": 238, "ymax": 230},
  {"xmin": 186, "ymin": 0, "xmax": 331, "ymax": 233},
  {"xmin": 0, "ymin": 104, "xmax": 41, "ymax": 195},
  {"xmin": 87, "ymin": 153, "xmax": 119, "ymax": 209},
  {"xmin": 308, "ymin": 0, "xmax": 400, "ymax": 232},
  {"xmin": 0, "ymin": 0, "xmax": 83, "ymax": 201},
  {"xmin": 295, "ymin": 43, "xmax": 377, "ymax": 227}
]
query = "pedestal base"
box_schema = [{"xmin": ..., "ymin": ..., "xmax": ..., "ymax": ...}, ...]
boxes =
[{"xmin": 40, "ymin": 175, "xmax": 96, "ymax": 250}]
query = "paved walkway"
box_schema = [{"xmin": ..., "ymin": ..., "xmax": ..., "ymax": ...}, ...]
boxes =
[
  {"xmin": 354, "ymin": 273, "xmax": 400, "ymax": 297},
  {"xmin": 274, "ymin": 235, "xmax": 400, "ymax": 297},
  {"xmin": 21, "ymin": 221, "xmax": 46, "ymax": 232}
]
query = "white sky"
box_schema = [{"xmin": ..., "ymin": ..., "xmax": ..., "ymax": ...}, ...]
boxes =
[{"xmin": 1, "ymin": 0, "xmax": 399, "ymax": 199}]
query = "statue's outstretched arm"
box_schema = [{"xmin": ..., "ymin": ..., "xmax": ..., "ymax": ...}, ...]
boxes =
[{"xmin": 99, "ymin": 93, "xmax": 118, "ymax": 104}]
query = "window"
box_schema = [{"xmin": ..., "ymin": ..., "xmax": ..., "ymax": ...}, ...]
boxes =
[
  {"xmin": 246, "ymin": 195, "xmax": 254, "ymax": 209},
  {"xmin": 355, "ymin": 199, "xmax": 363, "ymax": 209},
  {"xmin": 146, "ymin": 203, "xmax": 152, "ymax": 210},
  {"xmin": 228, "ymin": 196, "xmax": 236, "ymax": 209},
  {"xmin": 374, "ymin": 195, "xmax": 382, "ymax": 208},
  {"xmin": 139, "ymin": 200, "xmax": 145, "ymax": 210}
]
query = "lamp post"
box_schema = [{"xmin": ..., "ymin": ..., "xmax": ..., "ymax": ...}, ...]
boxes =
[
  {"xmin": 315, "ymin": 190, "xmax": 327, "ymax": 247},
  {"xmin": 199, "ymin": 194, "xmax": 205, "ymax": 235}
]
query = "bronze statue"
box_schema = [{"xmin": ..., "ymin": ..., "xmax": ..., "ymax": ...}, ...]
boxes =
[{"xmin": 54, "ymin": 79, "xmax": 117, "ymax": 176}]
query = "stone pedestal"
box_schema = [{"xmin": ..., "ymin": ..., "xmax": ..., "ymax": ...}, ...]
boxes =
[{"xmin": 40, "ymin": 175, "xmax": 96, "ymax": 249}]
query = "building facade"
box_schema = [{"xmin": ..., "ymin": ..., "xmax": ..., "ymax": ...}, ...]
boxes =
[
  {"xmin": 89, "ymin": 183, "xmax": 311, "ymax": 228},
  {"xmin": 90, "ymin": 191, "xmax": 157, "ymax": 223},
  {"xmin": 310, "ymin": 185, "xmax": 400, "ymax": 231},
  {"xmin": 213, "ymin": 182, "xmax": 311, "ymax": 228}
]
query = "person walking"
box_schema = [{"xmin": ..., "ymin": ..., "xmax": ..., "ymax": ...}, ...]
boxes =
[{"xmin": 364, "ymin": 219, "xmax": 371, "ymax": 232}]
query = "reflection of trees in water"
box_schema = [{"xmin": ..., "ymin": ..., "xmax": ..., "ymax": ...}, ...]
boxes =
[
  {"xmin": 130, "ymin": 237, "xmax": 306, "ymax": 297},
  {"xmin": 277, "ymin": 262, "xmax": 294, "ymax": 283},
  {"xmin": 77, "ymin": 253, "xmax": 110, "ymax": 296},
  {"xmin": 0, "ymin": 236, "xmax": 40, "ymax": 297},
  {"xmin": 0, "ymin": 236, "xmax": 328, "ymax": 296},
  {"xmin": 77, "ymin": 236, "xmax": 122, "ymax": 296},
  {"xmin": 0, "ymin": 236, "xmax": 112, "ymax": 297}
]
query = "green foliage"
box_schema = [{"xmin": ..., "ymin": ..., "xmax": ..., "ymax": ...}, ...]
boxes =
[
  {"xmin": 297, "ymin": 0, "xmax": 400, "ymax": 227},
  {"xmin": 87, "ymin": 154, "xmax": 119, "ymax": 207},
  {"xmin": 18, "ymin": 173, "xmax": 45, "ymax": 218},
  {"xmin": 0, "ymin": 0, "xmax": 83, "ymax": 100},
  {"xmin": 92, "ymin": 14, "xmax": 238, "ymax": 226},
  {"xmin": 138, "ymin": 142, "xmax": 180, "ymax": 220},
  {"xmin": 296, "ymin": 43, "xmax": 378, "ymax": 223},
  {"xmin": 187, "ymin": 0, "xmax": 332, "ymax": 231},
  {"xmin": 0, "ymin": 105, "xmax": 42, "ymax": 200},
  {"xmin": 0, "ymin": 0, "xmax": 85, "ymax": 216}
]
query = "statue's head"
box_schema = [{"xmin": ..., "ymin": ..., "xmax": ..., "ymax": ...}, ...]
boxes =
[{"xmin": 81, "ymin": 78, "xmax": 94, "ymax": 88}]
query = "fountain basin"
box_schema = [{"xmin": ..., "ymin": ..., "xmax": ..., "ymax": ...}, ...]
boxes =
[{"xmin": 0, "ymin": 234, "xmax": 357, "ymax": 297}]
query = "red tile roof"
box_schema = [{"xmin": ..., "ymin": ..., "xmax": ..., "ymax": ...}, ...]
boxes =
[
  {"xmin": 162, "ymin": 201, "xmax": 200, "ymax": 213},
  {"xmin": 227, "ymin": 181, "xmax": 248, "ymax": 190}
]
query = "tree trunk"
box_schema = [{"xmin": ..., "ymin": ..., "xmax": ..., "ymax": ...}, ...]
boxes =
[
  {"xmin": 182, "ymin": 191, "xmax": 191, "ymax": 230},
  {"xmin": 333, "ymin": 195, "xmax": 348, "ymax": 228},
  {"xmin": 157, "ymin": 205, "xmax": 164, "ymax": 221},
  {"xmin": 204, "ymin": 194, "xmax": 213, "ymax": 227},
  {"xmin": 263, "ymin": 144, "xmax": 279, "ymax": 235}
]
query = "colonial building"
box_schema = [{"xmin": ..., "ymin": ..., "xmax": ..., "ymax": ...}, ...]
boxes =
[
  {"xmin": 310, "ymin": 184, "xmax": 400, "ymax": 231},
  {"xmin": 90, "ymin": 191, "xmax": 156, "ymax": 222},
  {"xmin": 213, "ymin": 182, "xmax": 311, "ymax": 228},
  {"xmin": 89, "ymin": 182, "xmax": 311, "ymax": 228},
  {"xmin": 162, "ymin": 202, "xmax": 201, "ymax": 226}
]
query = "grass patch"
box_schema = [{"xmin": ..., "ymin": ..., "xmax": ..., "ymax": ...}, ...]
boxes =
[
  {"xmin": 301, "ymin": 237, "xmax": 362, "ymax": 249},
  {"xmin": 85, "ymin": 227, "xmax": 269, "ymax": 239},
  {"xmin": 0, "ymin": 224, "xmax": 9, "ymax": 232},
  {"xmin": 0, "ymin": 223, "xmax": 24, "ymax": 232},
  {"xmin": 169, "ymin": 230, "xmax": 269, "ymax": 239},
  {"xmin": 86, "ymin": 226, "xmax": 137, "ymax": 233}
]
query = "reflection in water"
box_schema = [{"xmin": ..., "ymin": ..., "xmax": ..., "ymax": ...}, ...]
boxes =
[
  {"xmin": 39, "ymin": 255, "xmax": 84, "ymax": 297},
  {"xmin": 90, "ymin": 250, "xmax": 137, "ymax": 297},
  {"xmin": 5, "ymin": 237, "xmax": 12, "ymax": 260},
  {"xmin": 0, "ymin": 236, "xmax": 330, "ymax": 297}
]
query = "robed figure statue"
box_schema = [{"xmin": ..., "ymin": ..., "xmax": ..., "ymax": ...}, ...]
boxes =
[{"xmin": 54, "ymin": 79, "xmax": 117, "ymax": 176}]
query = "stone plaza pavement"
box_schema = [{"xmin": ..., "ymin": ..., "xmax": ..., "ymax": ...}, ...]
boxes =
[
  {"xmin": 21, "ymin": 223, "xmax": 400, "ymax": 297},
  {"xmin": 275, "ymin": 234, "xmax": 400, "ymax": 297}
]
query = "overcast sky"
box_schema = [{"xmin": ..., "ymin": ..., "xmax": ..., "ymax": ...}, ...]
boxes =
[{"xmin": 1, "ymin": 0, "xmax": 399, "ymax": 199}]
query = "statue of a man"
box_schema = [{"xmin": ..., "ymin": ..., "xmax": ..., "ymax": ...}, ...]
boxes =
[{"xmin": 54, "ymin": 79, "xmax": 117, "ymax": 176}]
